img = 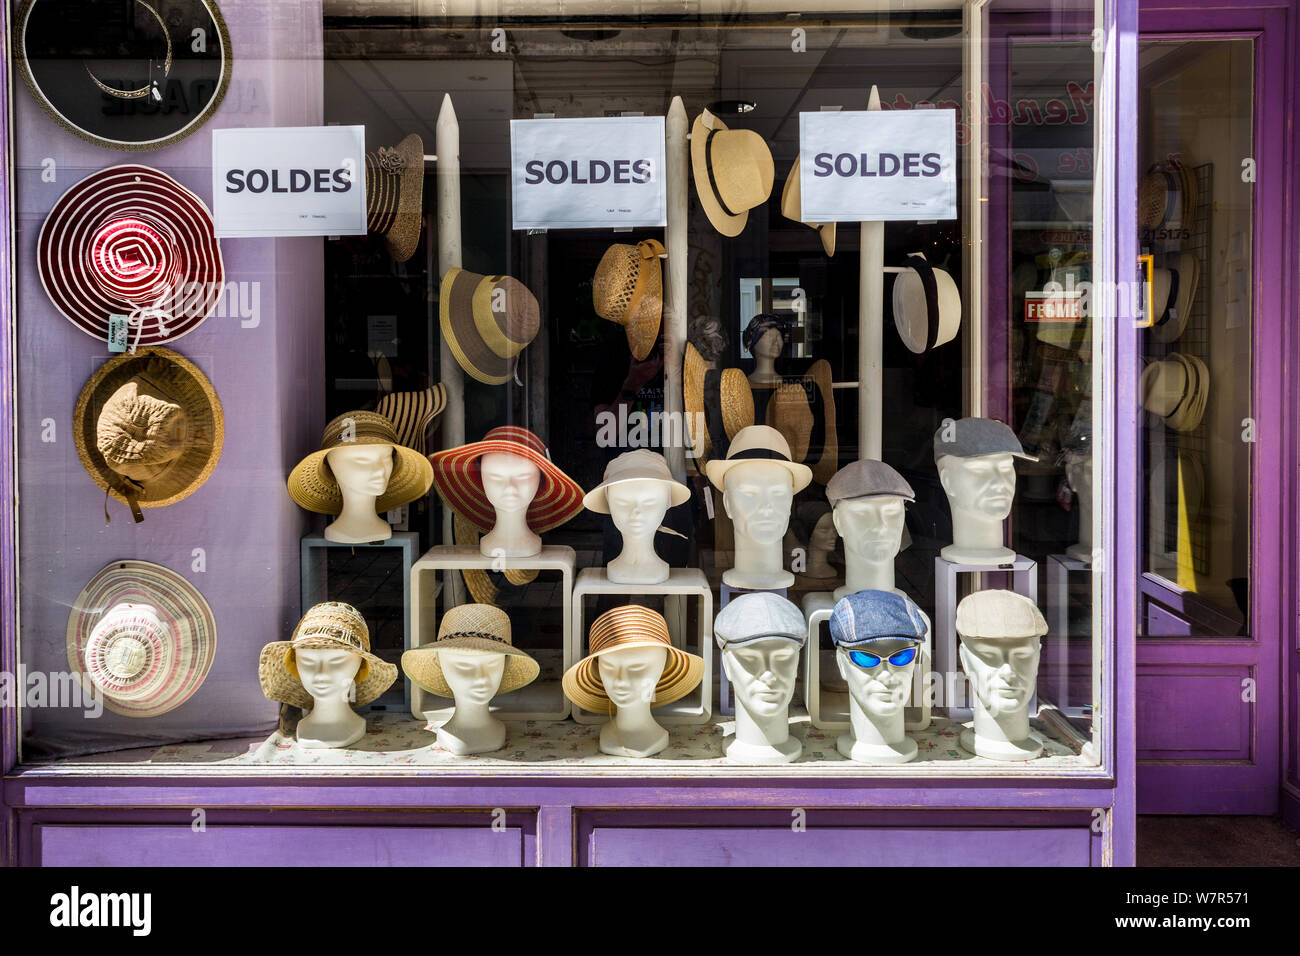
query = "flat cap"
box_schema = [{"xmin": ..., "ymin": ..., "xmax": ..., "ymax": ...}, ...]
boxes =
[
  {"xmin": 828, "ymin": 590, "xmax": 927, "ymax": 648},
  {"xmin": 825, "ymin": 459, "xmax": 915, "ymax": 507},
  {"xmin": 933, "ymin": 417, "xmax": 1037, "ymax": 463},
  {"xmin": 715, "ymin": 592, "xmax": 807, "ymax": 650},
  {"xmin": 955, "ymin": 589, "xmax": 1047, "ymax": 640}
]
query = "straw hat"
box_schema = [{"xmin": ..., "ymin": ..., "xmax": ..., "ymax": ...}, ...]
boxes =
[
  {"xmin": 259, "ymin": 602, "xmax": 398, "ymax": 710},
  {"xmin": 401, "ymin": 604, "xmax": 539, "ymax": 699},
  {"xmin": 766, "ymin": 382, "xmax": 813, "ymax": 464},
  {"xmin": 439, "ymin": 268, "xmax": 541, "ymax": 385},
  {"xmin": 704, "ymin": 424, "xmax": 813, "ymax": 493},
  {"xmin": 66, "ymin": 560, "xmax": 217, "ymax": 718},
  {"xmin": 1164, "ymin": 353, "xmax": 1209, "ymax": 432},
  {"xmin": 1139, "ymin": 167, "xmax": 1184, "ymax": 231},
  {"xmin": 584, "ymin": 449, "xmax": 690, "ymax": 513},
  {"xmin": 690, "ymin": 109, "xmax": 775, "ymax": 237},
  {"xmin": 1150, "ymin": 251, "xmax": 1198, "ymax": 344},
  {"xmin": 375, "ymin": 384, "xmax": 447, "ymax": 456},
  {"xmin": 562, "ymin": 604, "xmax": 705, "ymax": 712},
  {"xmin": 74, "ymin": 346, "xmax": 223, "ymax": 522},
  {"xmin": 780, "ymin": 157, "xmax": 835, "ymax": 256},
  {"xmin": 804, "ymin": 358, "xmax": 839, "ymax": 486},
  {"xmin": 720, "ymin": 368, "xmax": 755, "ymax": 441},
  {"xmin": 430, "ymin": 425, "xmax": 584, "ymax": 534},
  {"xmin": 1141, "ymin": 359, "xmax": 1187, "ymax": 418},
  {"xmin": 593, "ymin": 239, "xmax": 665, "ymax": 360},
  {"xmin": 38, "ymin": 165, "xmax": 225, "ymax": 346},
  {"xmin": 287, "ymin": 410, "xmax": 434, "ymax": 515},
  {"xmin": 683, "ymin": 342, "xmax": 710, "ymax": 463},
  {"xmin": 892, "ymin": 253, "xmax": 961, "ymax": 353},
  {"xmin": 366, "ymin": 133, "xmax": 425, "ymax": 262}
]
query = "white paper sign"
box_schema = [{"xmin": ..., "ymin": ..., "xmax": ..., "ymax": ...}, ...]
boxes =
[
  {"xmin": 510, "ymin": 117, "xmax": 667, "ymax": 230},
  {"xmin": 799, "ymin": 110, "xmax": 957, "ymax": 222},
  {"xmin": 212, "ymin": 126, "xmax": 367, "ymax": 238}
]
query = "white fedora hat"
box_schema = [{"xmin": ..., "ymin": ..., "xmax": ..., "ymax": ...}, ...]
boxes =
[{"xmin": 892, "ymin": 253, "xmax": 960, "ymax": 353}]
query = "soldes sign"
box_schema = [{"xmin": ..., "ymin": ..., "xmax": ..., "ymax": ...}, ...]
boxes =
[{"xmin": 212, "ymin": 125, "xmax": 367, "ymax": 238}]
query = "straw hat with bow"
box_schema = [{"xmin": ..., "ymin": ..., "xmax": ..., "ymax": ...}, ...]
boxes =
[{"xmin": 366, "ymin": 133, "xmax": 426, "ymax": 262}]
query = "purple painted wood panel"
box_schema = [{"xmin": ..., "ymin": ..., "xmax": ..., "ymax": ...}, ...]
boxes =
[{"xmin": 1135, "ymin": 666, "xmax": 1253, "ymax": 756}]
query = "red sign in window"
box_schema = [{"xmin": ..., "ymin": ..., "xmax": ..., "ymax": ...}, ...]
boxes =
[{"xmin": 1024, "ymin": 290, "xmax": 1084, "ymax": 323}]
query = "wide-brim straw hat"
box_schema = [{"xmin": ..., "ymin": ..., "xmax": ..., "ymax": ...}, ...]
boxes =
[
  {"xmin": 366, "ymin": 133, "xmax": 425, "ymax": 262},
  {"xmin": 287, "ymin": 410, "xmax": 434, "ymax": 515},
  {"xmin": 440, "ymin": 268, "xmax": 540, "ymax": 385},
  {"xmin": 720, "ymin": 367, "xmax": 755, "ymax": 441},
  {"xmin": 430, "ymin": 425, "xmax": 584, "ymax": 534},
  {"xmin": 452, "ymin": 513, "xmax": 539, "ymax": 606},
  {"xmin": 259, "ymin": 602, "xmax": 398, "ymax": 710},
  {"xmin": 780, "ymin": 157, "xmax": 835, "ymax": 256},
  {"xmin": 690, "ymin": 109, "xmax": 775, "ymax": 237},
  {"xmin": 893, "ymin": 253, "xmax": 961, "ymax": 353},
  {"xmin": 683, "ymin": 342, "xmax": 710, "ymax": 464},
  {"xmin": 584, "ymin": 449, "xmax": 691, "ymax": 513},
  {"xmin": 74, "ymin": 346, "xmax": 223, "ymax": 520},
  {"xmin": 1151, "ymin": 251, "xmax": 1198, "ymax": 344},
  {"xmin": 562, "ymin": 604, "xmax": 705, "ymax": 712},
  {"xmin": 66, "ymin": 560, "xmax": 217, "ymax": 718},
  {"xmin": 402, "ymin": 604, "xmax": 540, "ymax": 699},
  {"xmin": 375, "ymin": 384, "xmax": 447, "ymax": 456},
  {"xmin": 804, "ymin": 358, "xmax": 839, "ymax": 486},
  {"xmin": 704, "ymin": 423, "xmax": 813, "ymax": 493},
  {"xmin": 766, "ymin": 382, "xmax": 813, "ymax": 464},
  {"xmin": 593, "ymin": 239, "xmax": 665, "ymax": 360},
  {"xmin": 38, "ymin": 165, "xmax": 225, "ymax": 346}
]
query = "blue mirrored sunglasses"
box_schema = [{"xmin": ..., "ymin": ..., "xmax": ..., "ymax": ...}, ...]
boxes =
[{"xmin": 847, "ymin": 647, "xmax": 918, "ymax": 669}]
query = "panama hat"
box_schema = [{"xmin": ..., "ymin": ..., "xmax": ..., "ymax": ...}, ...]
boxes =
[
  {"xmin": 366, "ymin": 133, "xmax": 426, "ymax": 262},
  {"xmin": 562, "ymin": 604, "xmax": 705, "ymax": 712},
  {"xmin": 766, "ymin": 382, "xmax": 814, "ymax": 464},
  {"xmin": 259, "ymin": 602, "xmax": 397, "ymax": 710},
  {"xmin": 690, "ymin": 109, "xmax": 774, "ymax": 237},
  {"xmin": 704, "ymin": 424, "xmax": 813, "ymax": 493},
  {"xmin": 74, "ymin": 346, "xmax": 223, "ymax": 523},
  {"xmin": 375, "ymin": 384, "xmax": 447, "ymax": 456},
  {"xmin": 780, "ymin": 157, "xmax": 835, "ymax": 255},
  {"xmin": 1150, "ymin": 251, "xmax": 1198, "ymax": 344},
  {"xmin": 38, "ymin": 165, "xmax": 225, "ymax": 346},
  {"xmin": 401, "ymin": 604, "xmax": 539, "ymax": 699},
  {"xmin": 584, "ymin": 449, "xmax": 690, "ymax": 514},
  {"xmin": 439, "ymin": 268, "xmax": 540, "ymax": 385},
  {"xmin": 66, "ymin": 560, "xmax": 216, "ymax": 718},
  {"xmin": 1164, "ymin": 353, "xmax": 1209, "ymax": 432},
  {"xmin": 804, "ymin": 358, "xmax": 839, "ymax": 485},
  {"xmin": 593, "ymin": 239, "xmax": 666, "ymax": 360},
  {"xmin": 892, "ymin": 253, "xmax": 961, "ymax": 353},
  {"xmin": 430, "ymin": 425, "xmax": 584, "ymax": 534},
  {"xmin": 16, "ymin": 0, "xmax": 232, "ymax": 151},
  {"xmin": 287, "ymin": 410, "xmax": 434, "ymax": 515}
]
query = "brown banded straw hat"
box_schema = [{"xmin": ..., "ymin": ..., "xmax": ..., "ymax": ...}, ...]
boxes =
[
  {"xmin": 259, "ymin": 602, "xmax": 398, "ymax": 710},
  {"xmin": 593, "ymin": 239, "xmax": 666, "ymax": 360},
  {"xmin": 562, "ymin": 604, "xmax": 705, "ymax": 712},
  {"xmin": 375, "ymin": 384, "xmax": 447, "ymax": 456},
  {"xmin": 366, "ymin": 133, "xmax": 425, "ymax": 262},
  {"xmin": 287, "ymin": 410, "xmax": 434, "ymax": 515},
  {"xmin": 401, "ymin": 604, "xmax": 540, "ymax": 699},
  {"xmin": 440, "ymin": 268, "xmax": 541, "ymax": 385},
  {"xmin": 690, "ymin": 109, "xmax": 775, "ymax": 237},
  {"xmin": 74, "ymin": 346, "xmax": 223, "ymax": 523},
  {"xmin": 780, "ymin": 157, "xmax": 835, "ymax": 256},
  {"xmin": 704, "ymin": 424, "xmax": 813, "ymax": 493}
]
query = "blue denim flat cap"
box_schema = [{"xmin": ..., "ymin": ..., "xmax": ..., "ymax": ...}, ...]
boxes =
[
  {"xmin": 715, "ymin": 592, "xmax": 807, "ymax": 650},
  {"xmin": 932, "ymin": 416, "xmax": 1038, "ymax": 463},
  {"xmin": 829, "ymin": 590, "xmax": 927, "ymax": 648},
  {"xmin": 825, "ymin": 459, "xmax": 915, "ymax": 506}
]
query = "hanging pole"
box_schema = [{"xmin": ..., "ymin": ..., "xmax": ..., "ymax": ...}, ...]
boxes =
[
  {"xmin": 664, "ymin": 96, "xmax": 689, "ymax": 482},
  {"xmin": 859, "ymin": 84, "xmax": 884, "ymax": 460},
  {"xmin": 436, "ymin": 93, "xmax": 466, "ymax": 603}
]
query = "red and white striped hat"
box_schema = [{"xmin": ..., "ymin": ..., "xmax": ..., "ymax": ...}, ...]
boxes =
[{"xmin": 38, "ymin": 165, "xmax": 224, "ymax": 346}]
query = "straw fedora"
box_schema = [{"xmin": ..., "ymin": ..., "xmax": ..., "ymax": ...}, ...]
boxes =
[
  {"xmin": 375, "ymin": 384, "xmax": 447, "ymax": 456},
  {"xmin": 287, "ymin": 410, "xmax": 434, "ymax": 515},
  {"xmin": 1139, "ymin": 166, "xmax": 1183, "ymax": 231},
  {"xmin": 430, "ymin": 425, "xmax": 584, "ymax": 534},
  {"xmin": 74, "ymin": 346, "xmax": 223, "ymax": 523},
  {"xmin": 259, "ymin": 602, "xmax": 398, "ymax": 710},
  {"xmin": 452, "ymin": 513, "xmax": 539, "ymax": 606},
  {"xmin": 66, "ymin": 560, "xmax": 217, "ymax": 718},
  {"xmin": 16, "ymin": 0, "xmax": 232, "ymax": 151},
  {"xmin": 584, "ymin": 449, "xmax": 691, "ymax": 514},
  {"xmin": 766, "ymin": 382, "xmax": 814, "ymax": 464},
  {"xmin": 402, "ymin": 604, "xmax": 540, "ymax": 699},
  {"xmin": 892, "ymin": 253, "xmax": 960, "ymax": 353},
  {"xmin": 780, "ymin": 157, "xmax": 835, "ymax": 256},
  {"xmin": 440, "ymin": 268, "xmax": 541, "ymax": 385},
  {"xmin": 1150, "ymin": 251, "xmax": 1198, "ymax": 344},
  {"xmin": 593, "ymin": 239, "xmax": 666, "ymax": 360},
  {"xmin": 704, "ymin": 424, "xmax": 813, "ymax": 493},
  {"xmin": 366, "ymin": 133, "xmax": 426, "ymax": 262},
  {"xmin": 804, "ymin": 358, "xmax": 839, "ymax": 486},
  {"xmin": 1141, "ymin": 359, "xmax": 1187, "ymax": 418},
  {"xmin": 690, "ymin": 109, "xmax": 775, "ymax": 237},
  {"xmin": 562, "ymin": 604, "xmax": 705, "ymax": 712},
  {"xmin": 38, "ymin": 165, "xmax": 225, "ymax": 346}
]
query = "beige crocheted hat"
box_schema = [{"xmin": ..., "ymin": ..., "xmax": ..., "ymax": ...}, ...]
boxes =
[
  {"xmin": 593, "ymin": 239, "xmax": 665, "ymax": 360},
  {"xmin": 287, "ymin": 410, "xmax": 433, "ymax": 515},
  {"xmin": 401, "ymin": 604, "xmax": 540, "ymax": 699},
  {"xmin": 259, "ymin": 602, "xmax": 398, "ymax": 710}
]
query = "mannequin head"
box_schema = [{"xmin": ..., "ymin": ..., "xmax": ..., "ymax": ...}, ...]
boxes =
[
  {"xmin": 833, "ymin": 495, "xmax": 907, "ymax": 563},
  {"xmin": 937, "ymin": 452, "xmax": 1017, "ymax": 521},
  {"xmin": 327, "ymin": 444, "xmax": 395, "ymax": 500},
  {"xmin": 437, "ymin": 649, "xmax": 506, "ymax": 707},
  {"xmin": 753, "ymin": 326, "xmax": 784, "ymax": 360},
  {"xmin": 959, "ymin": 635, "xmax": 1041, "ymax": 716},
  {"xmin": 810, "ymin": 511, "xmax": 838, "ymax": 552},
  {"xmin": 723, "ymin": 637, "xmax": 801, "ymax": 718},
  {"xmin": 836, "ymin": 641, "xmax": 918, "ymax": 719},
  {"xmin": 606, "ymin": 478, "xmax": 672, "ymax": 540},
  {"xmin": 480, "ymin": 452, "xmax": 541, "ymax": 516},
  {"xmin": 293, "ymin": 646, "xmax": 363, "ymax": 703},
  {"xmin": 723, "ymin": 459, "xmax": 794, "ymax": 545},
  {"xmin": 597, "ymin": 644, "xmax": 668, "ymax": 710}
]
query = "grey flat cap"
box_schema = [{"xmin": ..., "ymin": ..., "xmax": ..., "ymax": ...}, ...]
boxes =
[
  {"xmin": 714, "ymin": 592, "xmax": 807, "ymax": 650},
  {"xmin": 932, "ymin": 417, "xmax": 1038, "ymax": 463},
  {"xmin": 825, "ymin": 459, "xmax": 916, "ymax": 506}
]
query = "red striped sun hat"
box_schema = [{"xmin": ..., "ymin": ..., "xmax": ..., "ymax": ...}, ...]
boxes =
[
  {"xmin": 429, "ymin": 425, "xmax": 584, "ymax": 534},
  {"xmin": 38, "ymin": 165, "xmax": 224, "ymax": 346}
]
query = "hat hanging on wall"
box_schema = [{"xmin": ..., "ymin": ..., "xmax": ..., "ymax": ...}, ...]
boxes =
[
  {"xmin": 1138, "ymin": 163, "xmax": 1186, "ymax": 232},
  {"xmin": 439, "ymin": 268, "xmax": 541, "ymax": 385},
  {"xmin": 803, "ymin": 358, "xmax": 839, "ymax": 486},
  {"xmin": 1149, "ymin": 251, "xmax": 1199, "ymax": 344},
  {"xmin": 690, "ymin": 109, "xmax": 775, "ymax": 237},
  {"xmin": 766, "ymin": 382, "xmax": 813, "ymax": 465},
  {"xmin": 16, "ymin": 0, "xmax": 232, "ymax": 151},
  {"xmin": 780, "ymin": 157, "xmax": 835, "ymax": 256},
  {"xmin": 1140, "ymin": 353, "xmax": 1209, "ymax": 432},
  {"xmin": 892, "ymin": 253, "xmax": 961, "ymax": 353},
  {"xmin": 366, "ymin": 133, "xmax": 425, "ymax": 262},
  {"xmin": 592, "ymin": 239, "xmax": 666, "ymax": 361},
  {"xmin": 375, "ymin": 384, "xmax": 447, "ymax": 456}
]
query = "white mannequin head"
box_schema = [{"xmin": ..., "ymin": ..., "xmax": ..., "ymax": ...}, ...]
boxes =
[
  {"xmin": 722, "ymin": 638, "xmax": 801, "ymax": 719},
  {"xmin": 478, "ymin": 451, "xmax": 542, "ymax": 557},
  {"xmin": 810, "ymin": 511, "xmax": 838, "ymax": 553},
  {"xmin": 959, "ymin": 635, "xmax": 1040, "ymax": 717},
  {"xmin": 323, "ymin": 444, "xmax": 396, "ymax": 543},
  {"xmin": 439, "ymin": 648, "xmax": 505, "ymax": 706},
  {"xmin": 292, "ymin": 646, "xmax": 366, "ymax": 749},
  {"xmin": 723, "ymin": 459, "xmax": 794, "ymax": 544},
  {"xmin": 836, "ymin": 643, "xmax": 917, "ymax": 720},
  {"xmin": 937, "ymin": 452, "xmax": 1017, "ymax": 521},
  {"xmin": 598, "ymin": 644, "xmax": 667, "ymax": 709},
  {"xmin": 605, "ymin": 477, "xmax": 673, "ymax": 584},
  {"xmin": 834, "ymin": 495, "xmax": 907, "ymax": 563},
  {"xmin": 1065, "ymin": 453, "xmax": 1093, "ymax": 560}
]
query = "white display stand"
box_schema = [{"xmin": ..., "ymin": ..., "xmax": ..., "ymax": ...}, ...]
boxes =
[
  {"xmin": 1044, "ymin": 554, "xmax": 1091, "ymax": 718},
  {"xmin": 715, "ymin": 581, "xmax": 788, "ymax": 717},
  {"xmin": 409, "ymin": 544, "xmax": 575, "ymax": 721},
  {"xmin": 570, "ymin": 567, "xmax": 713, "ymax": 726},
  {"xmin": 933, "ymin": 554, "xmax": 1038, "ymax": 719},
  {"xmin": 800, "ymin": 592, "xmax": 932, "ymax": 732}
]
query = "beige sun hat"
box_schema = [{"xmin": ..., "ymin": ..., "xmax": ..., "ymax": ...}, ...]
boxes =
[
  {"xmin": 365, "ymin": 133, "xmax": 425, "ymax": 262},
  {"xmin": 683, "ymin": 342, "xmax": 710, "ymax": 465},
  {"xmin": 780, "ymin": 157, "xmax": 835, "ymax": 256},
  {"xmin": 562, "ymin": 604, "xmax": 705, "ymax": 712},
  {"xmin": 401, "ymin": 604, "xmax": 539, "ymax": 699},
  {"xmin": 584, "ymin": 449, "xmax": 690, "ymax": 513},
  {"xmin": 690, "ymin": 109, "xmax": 775, "ymax": 237},
  {"xmin": 704, "ymin": 424, "xmax": 813, "ymax": 493},
  {"xmin": 720, "ymin": 367, "xmax": 755, "ymax": 441},
  {"xmin": 593, "ymin": 239, "xmax": 665, "ymax": 360},
  {"xmin": 955, "ymin": 589, "xmax": 1047, "ymax": 641},
  {"xmin": 1165, "ymin": 352, "xmax": 1209, "ymax": 432},
  {"xmin": 287, "ymin": 410, "xmax": 433, "ymax": 515},
  {"xmin": 892, "ymin": 253, "xmax": 961, "ymax": 353},
  {"xmin": 766, "ymin": 381, "xmax": 814, "ymax": 464},
  {"xmin": 259, "ymin": 602, "xmax": 398, "ymax": 710}
]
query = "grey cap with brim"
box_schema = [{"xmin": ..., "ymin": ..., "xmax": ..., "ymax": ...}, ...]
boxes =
[
  {"xmin": 826, "ymin": 459, "xmax": 916, "ymax": 506},
  {"xmin": 933, "ymin": 417, "xmax": 1038, "ymax": 463},
  {"xmin": 714, "ymin": 592, "xmax": 807, "ymax": 650}
]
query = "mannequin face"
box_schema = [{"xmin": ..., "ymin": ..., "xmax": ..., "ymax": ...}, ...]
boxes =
[
  {"xmin": 959, "ymin": 635, "xmax": 1041, "ymax": 716},
  {"xmin": 723, "ymin": 460, "xmax": 794, "ymax": 545},
  {"xmin": 597, "ymin": 645, "xmax": 668, "ymax": 709},
  {"xmin": 327, "ymin": 444, "xmax": 395, "ymax": 498},
  {"xmin": 833, "ymin": 496, "xmax": 906, "ymax": 562},
  {"xmin": 293, "ymin": 647, "xmax": 363, "ymax": 702},
  {"xmin": 836, "ymin": 644, "xmax": 917, "ymax": 719},
  {"xmin": 724, "ymin": 638, "xmax": 800, "ymax": 717},
  {"xmin": 809, "ymin": 513, "xmax": 838, "ymax": 553},
  {"xmin": 480, "ymin": 452, "xmax": 541, "ymax": 516},
  {"xmin": 753, "ymin": 326, "xmax": 784, "ymax": 359},
  {"xmin": 938, "ymin": 453, "xmax": 1018, "ymax": 520},
  {"xmin": 606, "ymin": 479, "xmax": 671, "ymax": 540},
  {"xmin": 439, "ymin": 649, "xmax": 505, "ymax": 706}
]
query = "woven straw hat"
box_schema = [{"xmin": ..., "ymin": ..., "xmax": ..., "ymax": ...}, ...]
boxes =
[
  {"xmin": 893, "ymin": 253, "xmax": 961, "ymax": 353},
  {"xmin": 1141, "ymin": 358, "xmax": 1188, "ymax": 418},
  {"xmin": 366, "ymin": 134, "xmax": 425, "ymax": 262},
  {"xmin": 766, "ymin": 382, "xmax": 813, "ymax": 464},
  {"xmin": 287, "ymin": 410, "xmax": 434, "ymax": 515},
  {"xmin": 440, "ymin": 268, "xmax": 540, "ymax": 385},
  {"xmin": 704, "ymin": 424, "xmax": 813, "ymax": 493},
  {"xmin": 430, "ymin": 425, "xmax": 584, "ymax": 534},
  {"xmin": 259, "ymin": 602, "xmax": 398, "ymax": 710},
  {"xmin": 956, "ymin": 589, "xmax": 1047, "ymax": 641},
  {"xmin": 690, "ymin": 109, "xmax": 775, "ymax": 237},
  {"xmin": 720, "ymin": 368, "xmax": 755, "ymax": 441},
  {"xmin": 562, "ymin": 604, "xmax": 705, "ymax": 712},
  {"xmin": 804, "ymin": 358, "xmax": 839, "ymax": 485},
  {"xmin": 584, "ymin": 449, "xmax": 690, "ymax": 513},
  {"xmin": 66, "ymin": 560, "xmax": 217, "ymax": 718},
  {"xmin": 780, "ymin": 157, "xmax": 835, "ymax": 256},
  {"xmin": 74, "ymin": 346, "xmax": 223, "ymax": 522},
  {"xmin": 593, "ymin": 239, "xmax": 665, "ymax": 360},
  {"xmin": 401, "ymin": 604, "xmax": 540, "ymax": 699},
  {"xmin": 375, "ymin": 384, "xmax": 447, "ymax": 456},
  {"xmin": 683, "ymin": 342, "xmax": 710, "ymax": 463}
]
